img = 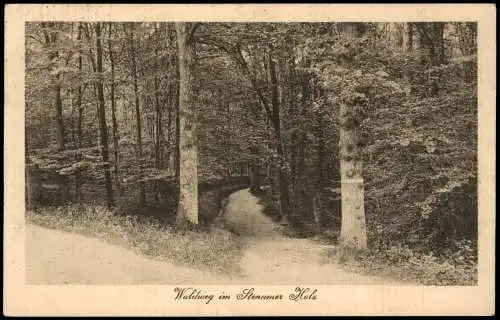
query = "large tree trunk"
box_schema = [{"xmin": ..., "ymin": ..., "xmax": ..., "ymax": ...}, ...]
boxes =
[
  {"xmin": 108, "ymin": 23, "xmax": 121, "ymax": 201},
  {"xmin": 175, "ymin": 22, "xmax": 199, "ymax": 228},
  {"xmin": 95, "ymin": 22, "xmax": 115, "ymax": 208},
  {"xmin": 129, "ymin": 24, "xmax": 146, "ymax": 206},
  {"xmin": 338, "ymin": 22, "xmax": 367, "ymax": 251}
]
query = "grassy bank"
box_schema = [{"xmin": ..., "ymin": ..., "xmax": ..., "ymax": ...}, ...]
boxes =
[{"xmin": 26, "ymin": 204, "xmax": 246, "ymax": 276}]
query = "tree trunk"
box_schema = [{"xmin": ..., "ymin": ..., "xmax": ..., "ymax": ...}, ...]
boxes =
[
  {"xmin": 431, "ymin": 23, "xmax": 445, "ymax": 95},
  {"xmin": 313, "ymin": 105, "xmax": 327, "ymax": 231},
  {"xmin": 129, "ymin": 24, "xmax": 146, "ymax": 207},
  {"xmin": 42, "ymin": 22, "xmax": 66, "ymax": 151},
  {"xmin": 95, "ymin": 22, "xmax": 115, "ymax": 208},
  {"xmin": 75, "ymin": 22, "xmax": 83, "ymax": 201},
  {"xmin": 286, "ymin": 57, "xmax": 299, "ymax": 219},
  {"xmin": 166, "ymin": 82, "xmax": 175, "ymax": 171},
  {"xmin": 458, "ymin": 22, "xmax": 477, "ymax": 83},
  {"xmin": 249, "ymin": 145, "xmax": 261, "ymax": 193},
  {"xmin": 296, "ymin": 67, "xmax": 310, "ymax": 210},
  {"xmin": 53, "ymin": 83, "xmax": 65, "ymax": 151},
  {"xmin": 338, "ymin": 22, "xmax": 367, "ymax": 251},
  {"xmin": 268, "ymin": 52, "xmax": 292, "ymax": 225},
  {"xmin": 175, "ymin": 22, "xmax": 199, "ymax": 229},
  {"xmin": 436, "ymin": 23, "xmax": 445, "ymax": 66},
  {"xmin": 408, "ymin": 23, "xmax": 413, "ymax": 51},
  {"xmin": 174, "ymin": 61, "xmax": 181, "ymax": 183},
  {"xmin": 250, "ymin": 163, "xmax": 260, "ymax": 192},
  {"xmin": 108, "ymin": 23, "xmax": 121, "ymax": 201},
  {"xmin": 154, "ymin": 24, "xmax": 163, "ymax": 170},
  {"xmin": 402, "ymin": 22, "xmax": 413, "ymax": 51}
]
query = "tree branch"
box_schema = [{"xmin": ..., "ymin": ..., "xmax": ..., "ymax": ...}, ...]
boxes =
[
  {"xmin": 197, "ymin": 36, "xmax": 273, "ymax": 121},
  {"xmin": 189, "ymin": 22, "xmax": 201, "ymax": 40}
]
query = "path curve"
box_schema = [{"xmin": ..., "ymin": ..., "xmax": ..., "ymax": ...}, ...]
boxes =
[
  {"xmin": 223, "ymin": 189, "xmax": 408, "ymax": 285},
  {"xmin": 26, "ymin": 188, "xmax": 409, "ymax": 285}
]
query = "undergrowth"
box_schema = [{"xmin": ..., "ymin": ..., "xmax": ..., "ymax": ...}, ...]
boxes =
[
  {"xmin": 26, "ymin": 204, "xmax": 246, "ymax": 276},
  {"xmin": 325, "ymin": 242, "xmax": 477, "ymax": 286}
]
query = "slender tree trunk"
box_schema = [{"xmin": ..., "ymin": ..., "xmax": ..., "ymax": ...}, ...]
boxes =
[
  {"xmin": 287, "ymin": 59, "xmax": 300, "ymax": 219},
  {"xmin": 175, "ymin": 22, "xmax": 199, "ymax": 228},
  {"xmin": 225, "ymin": 102, "xmax": 232, "ymax": 183},
  {"xmin": 458, "ymin": 22, "xmax": 477, "ymax": 83},
  {"xmin": 164, "ymin": 23, "xmax": 176, "ymax": 173},
  {"xmin": 129, "ymin": 24, "xmax": 146, "ymax": 206},
  {"xmin": 436, "ymin": 23, "xmax": 445, "ymax": 66},
  {"xmin": 108, "ymin": 23, "xmax": 121, "ymax": 201},
  {"xmin": 42, "ymin": 22, "xmax": 66, "ymax": 151},
  {"xmin": 297, "ymin": 67, "xmax": 309, "ymax": 201},
  {"xmin": 338, "ymin": 22, "xmax": 367, "ymax": 251},
  {"xmin": 174, "ymin": 61, "xmax": 181, "ymax": 183},
  {"xmin": 53, "ymin": 78, "xmax": 65, "ymax": 150},
  {"xmin": 249, "ymin": 145, "xmax": 261, "ymax": 192},
  {"xmin": 268, "ymin": 52, "xmax": 292, "ymax": 225},
  {"xmin": 407, "ymin": 23, "xmax": 413, "ymax": 51},
  {"xmin": 95, "ymin": 22, "xmax": 115, "ymax": 208},
  {"xmin": 154, "ymin": 24, "xmax": 162, "ymax": 170},
  {"xmin": 430, "ymin": 22, "xmax": 445, "ymax": 95},
  {"xmin": 313, "ymin": 106, "xmax": 326, "ymax": 231},
  {"xmin": 166, "ymin": 83, "xmax": 174, "ymax": 171},
  {"xmin": 75, "ymin": 22, "xmax": 83, "ymax": 201}
]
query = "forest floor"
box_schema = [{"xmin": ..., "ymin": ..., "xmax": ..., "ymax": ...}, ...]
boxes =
[{"xmin": 26, "ymin": 189, "xmax": 412, "ymax": 285}]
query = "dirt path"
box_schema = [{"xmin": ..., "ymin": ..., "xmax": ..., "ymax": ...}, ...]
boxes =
[
  {"xmin": 26, "ymin": 224, "xmax": 233, "ymax": 285},
  {"xmin": 223, "ymin": 189, "xmax": 408, "ymax": 285},
  {"xmin": 26, "ymin": 189, "xmax": 408, "ymax": 285}
]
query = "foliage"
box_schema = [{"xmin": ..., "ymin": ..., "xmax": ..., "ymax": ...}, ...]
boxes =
[
  {"xmin": 26, "ymin": 21, "xmax": 478, "ymax": 284},
  {"xmin": 330, "ymin": 242, "xmax": 477, "ymax": 286}
]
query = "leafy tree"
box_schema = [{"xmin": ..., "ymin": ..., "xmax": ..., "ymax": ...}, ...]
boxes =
[{"xmin": 25, "ymin": 21, "xmax": 478, "ymax": 263}]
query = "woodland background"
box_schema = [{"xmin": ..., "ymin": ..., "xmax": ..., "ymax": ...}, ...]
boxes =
[{"xmin": 25, "ymin": 22, "xmax": 478, "ymax": 285}]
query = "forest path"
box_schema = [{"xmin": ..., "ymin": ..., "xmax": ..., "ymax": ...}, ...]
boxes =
[
  {"xmin": 223, "ymin": 189, "xmax": 408, "ymax": 285},
  {"xmin": 26, "ymin": 224, "xmax": 233, "ymax": 284},
  {"xmin": 25, "ymin": 189, "xmax": 407, "ymax": 285}
]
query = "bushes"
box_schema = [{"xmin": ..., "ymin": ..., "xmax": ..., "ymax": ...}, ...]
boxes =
[
  {"xmin": 336, "ymin": 242, "xmax": 478, "ymax": 285},
  {"xmin": 249, "ymin": 187, "xmax": 282, "ymax": 222}
]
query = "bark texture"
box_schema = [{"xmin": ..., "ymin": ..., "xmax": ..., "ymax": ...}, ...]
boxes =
[
  {"xmin": 339, "ymin": 22, "xmax": 367, "ymax": 250},
  {"xmin": 175, "ymin": 22, "xmax": 199, "ymax": 228},
  {"xmin": 95, "ymin": 23, "xmax": 115, "ymax": 208}
]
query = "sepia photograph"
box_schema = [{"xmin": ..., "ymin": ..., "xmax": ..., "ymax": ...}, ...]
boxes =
[{"xmin": 5, "ymin": 4, "xmax": 496, "ymax": 316}]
